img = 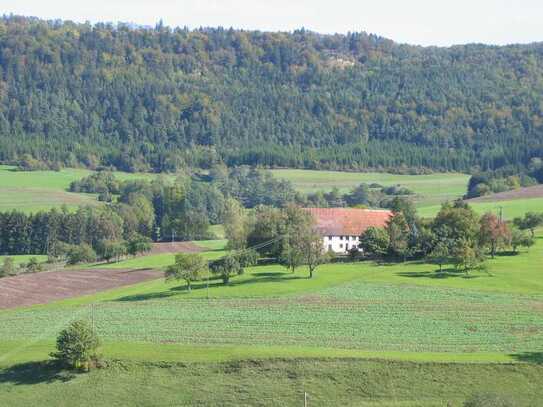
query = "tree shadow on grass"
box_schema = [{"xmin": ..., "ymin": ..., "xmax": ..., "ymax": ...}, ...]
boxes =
[
  {"xmin": 494, "ymin": 251, "xmax": 519, "ymax": 257},
  {"xmin": 396, "ymin": 268, "xmax": 482, "ymax": 280},
  {"xmin": 0, "ymin": 361, "xmax": 77, "ymax": 385},
  {"xmin": 115, "ymin": 270, "xmax": 304, "ymax": 302},
  {"xmin": 510, "ymin": 352, "xmax": 543, "ymax": 364}
]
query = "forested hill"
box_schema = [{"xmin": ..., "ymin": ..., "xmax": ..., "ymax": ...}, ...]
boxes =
[{"xmin": 0, "ymin": 16, "xmax": 542, "ymax": 173}]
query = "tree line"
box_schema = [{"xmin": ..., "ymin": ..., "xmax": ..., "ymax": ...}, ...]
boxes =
[
  {"xmin": 359, "ymin": 201, "xmax": 540, "ymax": 273},
  {"xmin": 1, "ymin": 16, "xmax": 543, "ymax": 174}
]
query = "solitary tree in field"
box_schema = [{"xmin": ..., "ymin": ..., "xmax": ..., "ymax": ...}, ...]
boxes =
[
  {"xmin": 51, "ymin": 320, "xmax": 100, "ymax": 370},
  {"xmin": 209, "ymin": 249, "xmax": 258, "ymax": 284},
  {"xmin": 165, "ymin": 253, "xmax": 208, "ymax": 292}
]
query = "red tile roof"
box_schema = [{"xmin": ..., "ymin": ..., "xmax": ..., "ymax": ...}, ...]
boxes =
[{"xmin": 303, "ymin": 208, "xmax": 393, "ymax": 236}]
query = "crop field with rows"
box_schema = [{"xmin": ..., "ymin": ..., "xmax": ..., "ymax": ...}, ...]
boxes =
[{"xmin": 2, "ymin": 281, "xmax": 542, "ymax": 355}]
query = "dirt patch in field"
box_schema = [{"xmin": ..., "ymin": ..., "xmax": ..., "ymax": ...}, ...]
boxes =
[
  {"xmin": 467, "ymin": 185, "xmax": 543, "ymax": 203},
  {"xmin": 0, "ymin": 268, "xmax": 161, "ymax": 309},
  {"xmin": 150, "ymin": 242, "xmax": 204, "ymax": 254}
]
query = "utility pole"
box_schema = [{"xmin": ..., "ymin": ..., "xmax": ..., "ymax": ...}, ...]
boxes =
[
  {"xmin": 206, "ymin": 264, "xmax": 210, "ymax": 300},
  {"xmin": 90, "ymin": 303, "xmax": 95, "ymax": 331},
  {"xmin": 304, "ymin": 392, "xmax": 308, "ymax": 407}
]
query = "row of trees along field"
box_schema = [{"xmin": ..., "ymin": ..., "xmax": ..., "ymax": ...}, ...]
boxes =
[
  {"xmin": 1, "ymin": 16, "xmax": 543, "ymax": 173},
  {"xmin": 358, "ymin": 201, "xmax": 540, "ymax": 272}
]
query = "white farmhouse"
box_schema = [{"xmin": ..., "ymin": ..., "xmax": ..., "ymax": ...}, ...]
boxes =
[{"xmin": 303, "ymin": 208, "xmax": 393, "ymax": 254}]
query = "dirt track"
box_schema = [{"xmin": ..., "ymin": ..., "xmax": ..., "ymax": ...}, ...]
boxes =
[
  {"xmin": 467, "ymin": 185, "xmax": 543, "ymax": 203},
  {"xmin": 150, "ymin": 241, "xmax": 204, "ymax": 254},
  {"xmin": 0, "ymin": 268, "xmax": 160, "ymax": 309}
]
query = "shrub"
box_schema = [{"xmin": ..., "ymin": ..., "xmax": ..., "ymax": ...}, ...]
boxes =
[
  {"xmin": 67, "ymin": 244, "xmax": 97, "ymax": 265},
  {"xmin": 1, "ymin": 257, "xmax": 15, "ymax": 277},
  {"xmin": 25, "ymin": 257, "xmax": 43, "ymax": 273},
  {"xmin": 51, "ymin": 320, "xmax": 101, "ymax": 370}
]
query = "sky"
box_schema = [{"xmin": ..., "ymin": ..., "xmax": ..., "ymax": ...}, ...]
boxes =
[{"xmin": 3, "ymin": 0, "xmax": 543, "ymax": 46}]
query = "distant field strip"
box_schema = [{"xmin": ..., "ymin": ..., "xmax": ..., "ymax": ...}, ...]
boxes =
[
  {"xmin": 271, "ymin": 169, "xmax": 469, "ymax": 206},
  {"xmin": 0, "ymin": 165, "xmax": 171, "ymax": 213},
  {"xmin": 418, "ymin": 197, "xmax": 543, "ymax": 219},
  {"xmin": 1, "ymin": 282, "xmax": 541, "ymax": 354}
]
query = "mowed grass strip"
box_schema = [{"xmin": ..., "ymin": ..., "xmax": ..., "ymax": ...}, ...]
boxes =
[
  {"xmin": 271, "ymin": 169, "xmax": 469, "ymax": 206},
  {"xmin": 0, "ymin": 355, "xmax": 541, "ymax": 407}
]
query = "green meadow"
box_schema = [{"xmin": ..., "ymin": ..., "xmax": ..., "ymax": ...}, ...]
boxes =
[
  {"xmin": 1, "ymin": 233, "xmax": 542, "ymax": 405},
  {"xmin": 0, "ymin": 165, "xmax": 167, "ymax": 213},
  {"xmin": 418, "ymin": 197, "xmax": 543, "ymax": 219},
  {"xmin": 271, "ymin": 168, "xmax": 470, "ymax": 206}
]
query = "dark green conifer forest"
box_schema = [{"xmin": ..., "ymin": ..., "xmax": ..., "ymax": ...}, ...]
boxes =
[{"xmin": 0, "ymin": 16, "xmax": 542, "ymax": 172}]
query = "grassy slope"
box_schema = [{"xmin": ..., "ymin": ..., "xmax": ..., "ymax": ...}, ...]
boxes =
[
  {"xmin": 1, "ymin": 235, "xmax": 542, "ymax": 405},
  {"xmin": 0, "ymin": 233, "xmax": 541, "ymax": 358},
  {"xmin": 0, "ymin": 165, "xmax": 168, "ymax": 213},
  {"xmin": 271, "ymin": 169, "xmax": 469, "ymax": 207},
  {"xmin": 76, "ymin": 240, "xmax": 228, "ymax": 270},
  {"xmin": 1, "ymin": 357, "xmax": 541, "ymax": 407}
]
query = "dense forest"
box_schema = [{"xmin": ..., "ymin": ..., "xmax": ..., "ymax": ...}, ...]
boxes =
[{"xmin": 0, "ymin": 16, "xmax": 542, "ymax": 172}]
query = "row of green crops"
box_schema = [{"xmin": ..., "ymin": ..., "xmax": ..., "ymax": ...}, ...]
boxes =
[{"xmin": 2, "ymin": 282, "xmax": 542, "ymax": 354}]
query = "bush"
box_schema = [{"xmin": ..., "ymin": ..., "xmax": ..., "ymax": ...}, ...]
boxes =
[
  {"xmin": 67, "ymin": 244, "xmax": 97, "ymax": 265},
  {"xmin": 51, "ymin": 320, "xmax": 101, "ymax": 370},
  {"xmin": 1, "ymin": 257, "xmax": 15, "ymax": 277},
  {"xmin": 25, "ymin": 257, "xmax": 43, "ymax": 273}
]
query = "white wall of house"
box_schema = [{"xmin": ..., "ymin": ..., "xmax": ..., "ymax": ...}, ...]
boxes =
[{"xmin": 322, "ymin": 235, "xmax": 360, "ymax": 253}]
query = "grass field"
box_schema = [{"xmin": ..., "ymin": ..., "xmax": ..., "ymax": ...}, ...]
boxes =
[
  {"xmin": 1, "ymin": 215, "xmax": 542, "ymax": 405},
  {"xmin": 418, "ymin": 197, "xmax": 543, "ymax": 219},
  {"xmin": 1, "ymin": 356, "xmax": 540, "ymax": 406},
  {"xmin": 2, "ymin": 233, "xmax": 542, "ymax": 354},
  {"xmin": 0, "ymin": 165, "xmax": 168, "ymax": 213},
  {"xmin": 271, "ymin": 169, "xmax": 470, "ymax": 207}
]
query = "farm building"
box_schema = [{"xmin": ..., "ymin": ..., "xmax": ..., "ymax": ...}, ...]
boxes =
[{"xmin": 303, "ymin": 208, "xmax": 393, "ymax": 253}]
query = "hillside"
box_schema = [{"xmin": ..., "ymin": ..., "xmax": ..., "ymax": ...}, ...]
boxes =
[{"xmin": 0, "ymin": 16, "xmax": 543, "ymax": 172}]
